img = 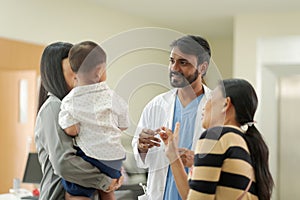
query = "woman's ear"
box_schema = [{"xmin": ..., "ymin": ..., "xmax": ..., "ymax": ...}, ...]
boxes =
[{"xmin": 222, "ymin": 97, "xmax": 231, "ymax": 113}]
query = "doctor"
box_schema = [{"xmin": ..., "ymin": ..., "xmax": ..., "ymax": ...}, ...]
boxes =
[{"xmin": 132, "ymin": 35, "xmax": 211, "ymax": 200}]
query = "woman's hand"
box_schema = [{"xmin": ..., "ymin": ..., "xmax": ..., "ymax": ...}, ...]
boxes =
[
  {"xmin": 159, "ymin": 122, "xmax": 181, "ymax": 163},
  {"xmin": 105, "ymin": 175, "xmax": 124, "ymax": 192}
]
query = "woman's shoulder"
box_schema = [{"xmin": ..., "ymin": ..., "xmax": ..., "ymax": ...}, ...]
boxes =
[
  {"xmin": 207, "ymin": 126, "xmax": 249, "ymax": 152},
  {"xmin": 200, "ymin": 126, "xmax": 245, "ymax": 141},
  {"xmin": 198, "ymin": 126, "xmax": 250, "ymax": 158},
  {"xmin": 38, "ymin": 95, "xmax": 61, "ymax": 116}
]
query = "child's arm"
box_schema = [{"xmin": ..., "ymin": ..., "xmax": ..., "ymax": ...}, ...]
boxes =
[
  {"xmin": 115, "ymin": 95, "xmax": 130, "ymax": 132},
  {"xmin": 59, "ymin": 97, "xmax": 80, "ymax": 137},
  {"xmin": 64, "ymin": 123, "xmax": 80, "ymax": 137}
]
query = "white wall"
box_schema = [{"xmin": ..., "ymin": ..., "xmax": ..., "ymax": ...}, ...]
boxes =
[
  {"xmin": 0, "ymin": 0, "xmax": 157, "ymax": 44},
  {"xmin": 234, "ymin": 12, "xmax": 300, "ymax": 200},
  {"xmin": 209, "ymin": 38, "xmax": 233, "ymax": 79},
  {"xmin": 0, "ymin": 0, "xmax": 233, "ymax": 79},
  {"xmin": 234, "ymin": 11, "xmax": 300, "ymax": 84}
]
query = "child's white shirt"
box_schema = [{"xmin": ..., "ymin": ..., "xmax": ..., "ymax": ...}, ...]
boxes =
[{"xmin": 59, "ymin": 82, "xmax": 129, "ymax": 160}]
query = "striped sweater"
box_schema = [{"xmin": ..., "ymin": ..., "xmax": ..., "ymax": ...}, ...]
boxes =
[{"xmin": 187, "ymin": 126, "xmax": 258, "ymax": 200}]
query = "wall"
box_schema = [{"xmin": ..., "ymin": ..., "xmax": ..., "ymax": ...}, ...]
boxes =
[
  {"xmin": 0, "ymin": 0, "xmax": 233, "ymax": 83},
  {"xmin": 0, "ymin": 0, "xmax": 234, "ymax": 141},
  {"xmin": 234, "ymin": 12, "xmax": 300, "ymax": 84},
  {"xmin": 233, "ymin": 12, "xmax": 300, "ymax": 200},
  {"xmin": 208, "ymin": 37, "xmax": 233, "ymax": 79},
  {"xmin": 0, "ymin": 0, "xmax": 159, "ymax": 45},
  {"xmin": 0, "ymin": 0, "xmax": 182, "ymax": 124},
  {"xmin": 0, "ymin": 0, "xmax": 234, "ymax": 106}
]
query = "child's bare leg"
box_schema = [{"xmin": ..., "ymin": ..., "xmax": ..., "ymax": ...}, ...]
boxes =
[
  {"xmin": 65, "ymin": 192, "xmax": 91, "ymax": 200},
  {"xmin": 98, "ymin": 190, "xmax": 116, "ymax": 200}
]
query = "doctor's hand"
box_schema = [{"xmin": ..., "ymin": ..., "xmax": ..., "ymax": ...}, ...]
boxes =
[
  {"xmin": 178, "ymin": 148, "xmax": 194, "ymax": 168},
  {"xmin": 138, "ymin": 128, "xmax": 161, "ymax": 153}
]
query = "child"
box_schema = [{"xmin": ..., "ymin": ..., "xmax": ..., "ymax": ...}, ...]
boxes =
[{"xmin": 59, "ymin": 41, "xmax": 129, "ymax": 200}]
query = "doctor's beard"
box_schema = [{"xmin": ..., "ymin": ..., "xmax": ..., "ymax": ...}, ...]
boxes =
[{"xmin": 169, "ymin": 69, "xmax": 199, "ymax": 88}]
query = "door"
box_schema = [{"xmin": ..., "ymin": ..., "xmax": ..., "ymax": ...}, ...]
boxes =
[{"xmin": 0, "ymin": 70, "xmax": 36, "ymax": 193}]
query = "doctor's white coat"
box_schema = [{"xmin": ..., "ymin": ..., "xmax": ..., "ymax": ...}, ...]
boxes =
[{"xmin": 132, "ymin": 85, "xmax": 210, "ymax": 200}]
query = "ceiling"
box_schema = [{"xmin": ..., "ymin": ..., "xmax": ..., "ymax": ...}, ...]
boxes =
[{"xmin": 90, "ymin": 0, "xmax": 300, "ymax": 38}]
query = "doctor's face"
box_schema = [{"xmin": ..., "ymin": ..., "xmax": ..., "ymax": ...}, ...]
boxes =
[{"xmin": 169, "ymin": 47, "xmax": 199, "ymax": 88}]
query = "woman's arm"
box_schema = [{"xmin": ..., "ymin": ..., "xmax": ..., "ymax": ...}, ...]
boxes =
[
  {"xmin": 38, "ymin": 100, "xmax": 116, "ymax": 191},
  {"xmin": 170, "ymin": 158, "xmax": 190, "ymax": 199},
  {"xmin": 160, "ymin": 123, "xmax": 190, "ymax": 199}
]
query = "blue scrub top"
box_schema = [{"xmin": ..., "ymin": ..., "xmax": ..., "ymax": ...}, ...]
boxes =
[{"xmin": 163, "ymin": 94, "xmax": 203, "ymax": 200}]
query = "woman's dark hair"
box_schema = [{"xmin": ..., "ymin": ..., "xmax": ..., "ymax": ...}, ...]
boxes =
[
  {"xmin": 221, "ymin": 78, "xmax": 274, "ymax": 200},
  {"xmin": 37, "ymin": 42, "xmax": 73, "ymax": 112}
]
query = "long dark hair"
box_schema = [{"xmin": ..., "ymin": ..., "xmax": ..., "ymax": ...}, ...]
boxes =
[
  {"xmin": 37, "ymin": 42, "xmax": 73, "ymax": 112},
  {"xmin": 222, "ymin": 78, "xmax": 274, "ymax": 200}
]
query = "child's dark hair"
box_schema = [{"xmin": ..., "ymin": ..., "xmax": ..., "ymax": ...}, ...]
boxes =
[{"xmin": 69, "ymin": 41, "xmax": 106, "ymax": 73}]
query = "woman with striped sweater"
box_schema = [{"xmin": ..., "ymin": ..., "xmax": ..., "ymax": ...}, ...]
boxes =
[{"xmin": 159, "ymin": 79, "xmax": 274, "ymax": 200}]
